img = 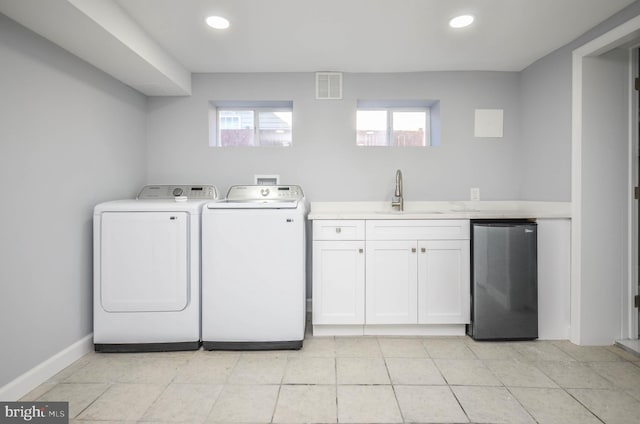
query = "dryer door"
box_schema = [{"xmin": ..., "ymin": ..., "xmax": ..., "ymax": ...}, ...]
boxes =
[{"xmin": 100, "ymin": 211, "xmax": 189, "ymax": 312}]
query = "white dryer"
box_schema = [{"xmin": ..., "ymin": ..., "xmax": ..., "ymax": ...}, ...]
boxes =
[
  {"xmin": 93, "ymin": 185, "xmax": 218, "ymax": 352},
  {"xmin": 201, "ymin": 185, "xmax": 308, "ymax": 350}
]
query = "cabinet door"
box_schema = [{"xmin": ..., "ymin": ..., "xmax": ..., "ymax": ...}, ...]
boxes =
[
  {"xmin": 312, "ymin": 241, "xmax": 365, "ymax": 325},
  {"xmin": 418, "ymin": 240, "xmax": 470, "ymax": 324},
  {"xmin": 366, "ymin": 241, "xmax": 418, "ymax": 324}
]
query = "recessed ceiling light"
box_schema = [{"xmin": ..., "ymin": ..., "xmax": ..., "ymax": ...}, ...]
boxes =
[
  {"xmin": 206, "ymin": 16, "xmax": 230, "ymax": 30},
  {"xmin": 449, "ymin": 14, "xmax": 475, "ymax": 29}
]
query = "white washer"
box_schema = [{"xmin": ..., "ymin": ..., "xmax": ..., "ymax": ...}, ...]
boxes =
[
  {"xmin": 202, "ymin": 185, "xmax": 308, "ymax": 350},
  {"xmin": 93, "ymin": 184, "xmax": 218, "ymax": 352}
]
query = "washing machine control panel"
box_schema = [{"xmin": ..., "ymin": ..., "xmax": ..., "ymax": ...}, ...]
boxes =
[
  {"xmin": 226, "ymin": 185, "xmax": 304, "ymax": 202},
  {"xmin": 137, "ymin": 185, "xmax": 218, "ymax": 200}
]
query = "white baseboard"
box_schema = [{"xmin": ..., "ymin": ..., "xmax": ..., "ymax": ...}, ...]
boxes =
[
  {"xmin": 0, "ymin": 333, "xmax": 93, "ymax": 401},
  {"xmin": 312, "ymin": 324, "xmax": 467, "ymax": 337}
]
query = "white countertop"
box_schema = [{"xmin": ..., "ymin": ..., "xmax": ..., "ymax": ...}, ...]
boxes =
[{"xmin": 308, "ymin": 201, "xmax": 571, "ymax": 220}]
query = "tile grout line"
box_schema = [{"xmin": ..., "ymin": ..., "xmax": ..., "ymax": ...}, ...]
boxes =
[
  {"xmin": 270, "ymin": 383, "xmax": 283, "ymax": 424},
  {"xmin": 197, "ymin": 349, "xmax": 238, "ymax": 423},
  {"xmin": 563, "ymin": 388, "xmax": 607, "ymax": 424},
  {"xmin": 378, "ymin": 337, "xmax": 405, "ymax": 423},
  {"xmin": 70, "ymin": 382, "xmax": 112, "ymax": 421},
  {"xmin": 334, "ymin": 336, "xmax": 339, "ymax": 423},
  {"xmin": 502, "ymin": 385, "xmax": 548, "ymax": 424},
  {"xmin": 437, "ymin": 339, "xmax": 527, "ymax": 424},
  {"xmin": 137, "ymin": 351, "xmax": 188, "ymax": 420},
  {"xmin": 202, "ymin": 349, "xmax": 233, "ymax": 423},
  {"xmin": 447, "ymin": 383, "xmax": 472, "ymax": 424}
]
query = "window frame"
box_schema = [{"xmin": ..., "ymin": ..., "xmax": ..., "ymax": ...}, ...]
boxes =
[
  {"xmin": 356, "ymin": 107, "xmax": 431, "ymax": 147},
  {"xmin": 209, "ymin": 101, "xmax": 294, "ymax": 147},
  {"xmin": 356, "ymin": 99, "xmax": 435, "ymax": 147}
]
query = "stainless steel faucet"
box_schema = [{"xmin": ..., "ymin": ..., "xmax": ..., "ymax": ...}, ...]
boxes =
[{"xmin": 392, "ymin": 169, "xmax": 404, "ymax": 211}]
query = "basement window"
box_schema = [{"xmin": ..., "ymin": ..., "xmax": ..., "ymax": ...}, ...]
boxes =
[
  {"xmin": 356, "ymin": 100, "xmax": 439, "ymax": 147},
  {"xmin": 209, "ymin": 101, "xmax": 293, "ymax": 147}
]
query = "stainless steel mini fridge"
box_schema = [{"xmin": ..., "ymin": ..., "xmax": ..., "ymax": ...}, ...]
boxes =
[{"xmin": 467, "ymin": 220, "xmax": 538, "ymax": 340}]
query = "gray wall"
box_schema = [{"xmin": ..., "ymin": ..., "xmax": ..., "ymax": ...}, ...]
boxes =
[
  {"xmin": 0, "ymin": 14, "xmax": 147, "ymax": 387},
  {"xmin": 519, "ymin": 0, "xmax": 640, "ymax": 201},
  {"xmin": 147, "ymin": 72, "xmax": 522, "ymax": 202},
  {"xmin": 520, "ymin": 48, "xmax": 572, "ymax": 201}
]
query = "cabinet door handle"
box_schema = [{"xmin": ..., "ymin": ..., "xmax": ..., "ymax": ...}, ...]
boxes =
[
  {"xmin": 359, "ymin": 248, "xmax": 363, "ymax": 254},
  {"xmin": 421, "ymin": 247, "xmax": 426, "ymax": 253},
  {"xmin": 335, "ymin": 227, "xmax": 342, "ymax": 234},
  {"xmin": 411, "ymin": 247, "xmax": 417, "ymax": 253}
]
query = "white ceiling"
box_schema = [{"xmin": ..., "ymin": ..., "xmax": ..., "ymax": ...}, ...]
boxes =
[
  {"xmin": 1, "ymin": 0, "xmax": 636, "ymax": 95},
  {"xmin": 114, "ymin": 0, "xmax": 636, "ymax": 72}
]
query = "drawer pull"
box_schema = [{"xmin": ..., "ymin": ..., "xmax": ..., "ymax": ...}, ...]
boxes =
[
  {"xmin": 411, "ymin": 248, "xmax": 417, "ymax": 253},
  {"xmin": 421, "ymin": 247, "xmax": 426, "ymax": 253},
  {"xmin": 335, "ymin": 227, "xmax": 342, "ymax": 234}
]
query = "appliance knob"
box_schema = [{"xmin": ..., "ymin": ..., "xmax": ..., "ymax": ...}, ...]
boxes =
[
  {"xmin": 172, "ymin": 187, "xmax": 184, "ymax": 197},
  {"xmin": 260, "ymin": 188, "xmax": 270, "ymax": 197}
]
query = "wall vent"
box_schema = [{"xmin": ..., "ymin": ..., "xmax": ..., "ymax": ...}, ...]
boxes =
[{"xmin": 316, "ymin": 72, "xmax": 342, "ymax": 100}]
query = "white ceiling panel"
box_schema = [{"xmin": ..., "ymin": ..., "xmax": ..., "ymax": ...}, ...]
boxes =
[
  {"xmin": 1, "ymin": 0, "xmax": 635, "ymax": 95},
  {"xmin": 114, "ymin": 0, "xmax": 636, "ymax": 72}
]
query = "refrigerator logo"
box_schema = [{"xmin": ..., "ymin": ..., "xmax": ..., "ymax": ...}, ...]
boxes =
[
  {"xmin": 525, "ymin": 229, "xmax": 534, "ymax": 233},
  {"xmin": 286, "ymin": 218, "xmax": 294, "ymax": 222}
]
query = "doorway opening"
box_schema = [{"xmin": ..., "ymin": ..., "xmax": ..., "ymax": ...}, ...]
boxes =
[
  {"xmin": 614, "ymin": 44, "xmax": 640, "ymax": 352},
  {"xmin": 572, "ymin": 15, "xmax": 640, "ymax": 347}
]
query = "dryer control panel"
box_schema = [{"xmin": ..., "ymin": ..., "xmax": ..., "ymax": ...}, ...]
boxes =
[{"xmin": 137, "ymin": 185, "xmax": 218, "ymax": 200}]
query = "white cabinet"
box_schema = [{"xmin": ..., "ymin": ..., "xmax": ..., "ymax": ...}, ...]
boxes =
[
  {"xmin": 418, "ymin": 240, "xmax": 470, "ymax": 324},
  {"xmin": 365, "ymin": 220, "xmax": 470, "ymax": 326},
  {"xmin": 312, "ymin": 219, "xmax": 470, "ymax": 335},
  {"xmin": 313, "ymin": 241, "xmax": 365, "ymax": 325},
  {"xmin": 366, "ymin": 241, "xmax": 418, "ymax": 324},
  {"xmin": 312, "ymin": 221, "xmax": 365, "ymax": 328}
]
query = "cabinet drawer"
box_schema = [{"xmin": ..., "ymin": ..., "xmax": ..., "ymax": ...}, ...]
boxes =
[
  {"xmin": 366, "ymin": 220, "xmax": 470, "ymax": 240},
  {"xmin": 313, "ymin": 220, "xmax": 365, "ymax": 240}
]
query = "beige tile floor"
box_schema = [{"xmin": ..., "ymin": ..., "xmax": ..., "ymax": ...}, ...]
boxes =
[{"xmin": 21, "ymin": 334, "xmax": 640, "ymax": 423}]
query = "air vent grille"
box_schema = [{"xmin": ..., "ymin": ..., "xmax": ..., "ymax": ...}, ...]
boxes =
[{"xmin": 316, "ymin": 72, "xmax": 342, "ymax": 100}]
